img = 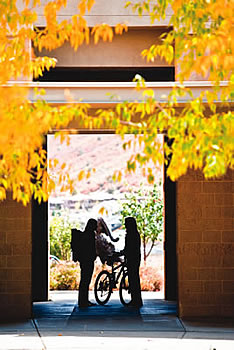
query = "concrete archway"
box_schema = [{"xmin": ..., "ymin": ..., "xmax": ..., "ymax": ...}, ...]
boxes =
[{"xmin": 32, "ymin": 134, "xmax": 177, "ymax": 304}]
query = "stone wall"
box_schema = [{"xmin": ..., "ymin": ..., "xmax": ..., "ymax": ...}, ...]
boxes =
[
  {"xmin": 177, "ymin": 169, "xmax": 234, "ymax": 318},
  {"xmin": 0, "ymin": 194, "xmax": 32, "ymax": 321}
]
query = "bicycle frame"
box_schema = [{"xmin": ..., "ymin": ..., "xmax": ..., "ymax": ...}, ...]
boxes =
[{"xmin": 109, "ymin": 260, "xmax": 127, "ymax": 289}]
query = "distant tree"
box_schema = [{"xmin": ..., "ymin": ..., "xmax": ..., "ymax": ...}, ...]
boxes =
[{"xmin": 120, "ymin": 183, "xmax": 164, "ymax": 262}]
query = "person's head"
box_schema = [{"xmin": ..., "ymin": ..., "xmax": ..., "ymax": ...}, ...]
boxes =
[
  {"xmin": 125, "ymin": 216, "xmax": 138, "ymax": 235},
  {"xmin": 84, "ymin": 218, "xmax": 97, "ymax": 233}
]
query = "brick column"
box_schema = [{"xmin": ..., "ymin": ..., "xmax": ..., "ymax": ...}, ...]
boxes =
[
  {"xmin": 177, "ymin": 169, "xmax": 234, "ymax": 318},
  {"xmin": 0, "ymin": 194, "xmax": 32, "ymax": 321}
]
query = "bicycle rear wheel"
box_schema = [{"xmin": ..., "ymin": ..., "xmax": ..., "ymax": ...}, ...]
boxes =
[
  {"xmin": 119, "ymin": 272, "xmax": 131, "ymax": 306},
  {"xmin": 94, "ymin": 270, "xmax": 112, "ymax": 305}
]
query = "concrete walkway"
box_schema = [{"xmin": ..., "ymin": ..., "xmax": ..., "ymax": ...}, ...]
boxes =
[{"xmin": 0, "ymin": 291, "xmax": 234, "ymax": 350}]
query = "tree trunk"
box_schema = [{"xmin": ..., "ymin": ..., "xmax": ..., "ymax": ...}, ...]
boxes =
[
  {"xmin": 146, "ymin": 241, "xmax": 155, "ymax": 260},
  {"xmin": 143, "ymin": 235, "xmax": 146, "ymax": 263}
]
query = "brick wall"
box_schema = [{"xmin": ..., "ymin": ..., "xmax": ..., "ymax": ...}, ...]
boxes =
[
  {"xmin": 0, "ymin": 194, "xmax": 32, "ymax": 321},
  {"xmin": 177, "ymin": 169, "xmax": 234, "ymax": 318}
]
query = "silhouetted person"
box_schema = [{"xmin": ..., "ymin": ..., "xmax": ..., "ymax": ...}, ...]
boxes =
[
  {"xmin": 78, "ymin": 218, "xmax": 97, "ymax": 308},
  {"xmin": 124, "ymin": 216, "xmax": 143, "ymax": 307}
]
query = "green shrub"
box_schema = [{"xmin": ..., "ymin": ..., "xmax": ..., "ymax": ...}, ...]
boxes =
[{"xmin": 49, "ymin": 214, "xmax": 80, "ymax": 260}]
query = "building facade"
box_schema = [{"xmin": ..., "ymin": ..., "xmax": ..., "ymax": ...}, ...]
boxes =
[{"xmin": 0, "ymin": 0, "xmax": 233, "ymax": 320}]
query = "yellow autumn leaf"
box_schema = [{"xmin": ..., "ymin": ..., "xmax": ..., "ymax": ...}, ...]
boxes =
[
  {"xmin": 78, "ymin": 0, "xmax": 86, "ymax": 16},
  {"xmin": 98, "ymin": 207, "xmax": 108, "ymax": 216},
  {"xmin": 78, "ymin": 170, "xmax": 85, "ymax": 181}
]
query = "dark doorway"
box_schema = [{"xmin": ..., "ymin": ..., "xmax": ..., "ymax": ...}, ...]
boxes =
[{"xmin": 31, "ymin": 135, "xmax": 177, "ymax": 303}]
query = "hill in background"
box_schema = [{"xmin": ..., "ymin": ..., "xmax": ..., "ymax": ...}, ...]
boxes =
[{"xmin": 48, "ymin": 134, "xmax": 163, "ymax": 198}]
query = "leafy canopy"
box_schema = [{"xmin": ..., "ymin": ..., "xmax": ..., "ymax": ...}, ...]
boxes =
[
  {"xmin": 122, "ymin": 0, "xmax": 234, "ymax": 180},
  {"xmin": 0, "ymin": 0, "xmax": 127, "ymax": 204},
  {"xmin": 0, "ymin": 0, "xmax": 233, "ymax": 205},
  {"xmin": 110, "ymin": 0, "xmax": 234, "ymax": 182}
]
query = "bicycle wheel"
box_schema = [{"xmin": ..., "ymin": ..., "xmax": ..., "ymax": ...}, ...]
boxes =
[
  {"xmin": 94, "ymin": 270, "xmax": 112, "ymax": 305},
  {"xmin": 119, "ymin": 272, "xmax": 131, "ymax": 306}
]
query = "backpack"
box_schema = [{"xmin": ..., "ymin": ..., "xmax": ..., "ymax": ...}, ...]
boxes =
[{"xmin": 71, "ymin": 229, "xmax": 83, "ymax": 262}]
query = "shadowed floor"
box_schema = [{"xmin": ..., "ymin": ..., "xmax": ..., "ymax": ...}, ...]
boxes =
[
  {"xmin": 0, "ymin": 291, "xmax": 233, "ymax": 350},
  {"xmin": 33, "ymin": 291, "xmax": 182, "ymax": 333}
]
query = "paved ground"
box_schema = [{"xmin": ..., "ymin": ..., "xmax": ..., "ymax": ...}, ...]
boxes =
[{"xmin": 0, "ymin": 291, "xmax": 234, "ymax": 350}]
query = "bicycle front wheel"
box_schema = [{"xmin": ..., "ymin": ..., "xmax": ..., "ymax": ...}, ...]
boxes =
[
  {"xmin": 119, "ymin": 272, "xmax": 131, "ymax": 306},
  {"xmin": 94, "ymin": 270, "xmax": 112, "ymax": 305}
]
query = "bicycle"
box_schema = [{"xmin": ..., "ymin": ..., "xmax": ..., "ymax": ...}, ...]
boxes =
[{"xmin": 94, "ymin": 254, "xmax": 131, "ymax": 306}]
